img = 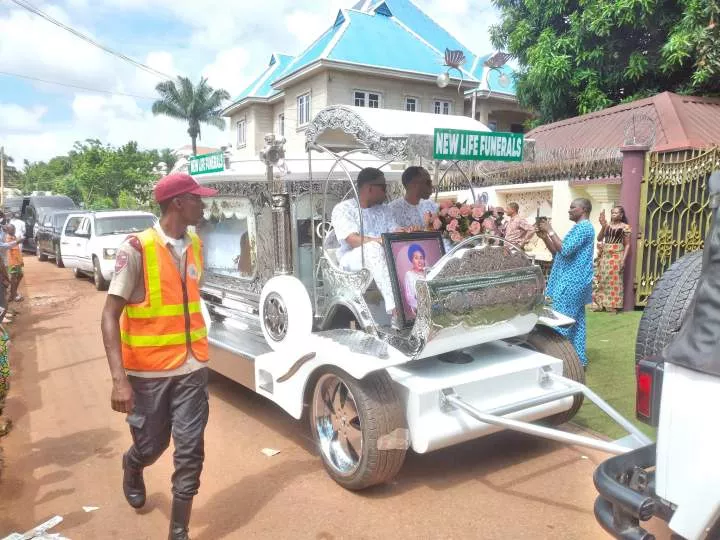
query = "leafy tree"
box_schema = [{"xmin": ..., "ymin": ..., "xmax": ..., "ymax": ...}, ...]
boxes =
[
  {"xmin": 491, "ymin": 0, "xmax": 720, "ymax": 124},
  {"xmin": 152, "ymin": 76, "xmax": 230, "ymax": 155},
  {"xmin": 1, "ymin": 154, "xmax": 21, "ymax": 189},
  {"xmin": 17, "ymin": 139, "xmax": 170, "ymax": 210}
]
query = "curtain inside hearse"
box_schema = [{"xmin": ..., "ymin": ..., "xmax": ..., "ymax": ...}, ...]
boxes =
[{"xmin": 197, "ymin": 197, "xmax": 256, "ymax": 280}]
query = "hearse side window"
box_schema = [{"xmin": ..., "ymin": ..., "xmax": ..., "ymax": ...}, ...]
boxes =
[{"xmin": 197, "ymin": 197, "xmax": 256, "ymax": 280}]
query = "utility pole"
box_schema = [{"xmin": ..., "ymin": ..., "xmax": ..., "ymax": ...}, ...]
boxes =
[{"xmin": 0, "ymin": 146, "xmax": 5, "ymax": 207}]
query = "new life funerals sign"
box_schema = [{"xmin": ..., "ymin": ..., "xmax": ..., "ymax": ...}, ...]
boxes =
[
  {"xmin": 433, "ymin": 128, "xmax": 523, "ymax": 162},
  {"xmin": 189, "ymin": 151, "xmax": 225, "ymax": 175}
]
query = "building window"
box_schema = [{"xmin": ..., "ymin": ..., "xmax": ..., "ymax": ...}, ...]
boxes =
[
  {"xmin": 297, "ymin": 93, "xmax": 311, "ymax": 126},
  {"xmin": 236, "ymin": 119, "xmax": 247, "ymax": 147},
  {"xmin": 434, "ymin": 100, "xmax": 451, "ymax": 115},
  {"xmin": 488, "ymin": 120, "xmax": 498, "ymax": 131},
  {"xmin": 510, "ymin": 123, "xmax": 524, "ymax": 134},
  {"xmin": 277, "ymin": 113, "xmax": 285, "ymax": 136},
  {"xmin": 405, "ymin": 97, "xmax": 418, "ymax": 112},
  {"xmin": 354, "ymin": 90, "xmax": 382, "ymax": 108}
]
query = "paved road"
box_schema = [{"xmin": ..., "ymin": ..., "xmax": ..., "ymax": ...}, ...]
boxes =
[{"xmin": 0, "ymin": 257, "xmax": 665, "ymax": 539}]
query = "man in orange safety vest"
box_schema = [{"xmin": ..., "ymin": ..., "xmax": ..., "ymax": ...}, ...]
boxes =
[{"xmin": 100, "ymin": 173, "xmax": 217, "ymax": 540}]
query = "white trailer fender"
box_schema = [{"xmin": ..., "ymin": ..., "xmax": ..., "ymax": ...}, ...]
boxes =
[{"xmin": 252, "ymin": 329, "xmax": 411, "ymax": 419}]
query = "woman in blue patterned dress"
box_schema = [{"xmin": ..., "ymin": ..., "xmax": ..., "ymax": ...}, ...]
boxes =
[{"xmin": 536, "ymin": 199, "xmax": 596, "ymax": 367}]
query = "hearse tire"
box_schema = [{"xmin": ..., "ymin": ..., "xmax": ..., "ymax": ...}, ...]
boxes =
[
  {"xmin": 524, "ymin": 326, "xmax": 585, "ymax": 425},
  {"xmin": 309, "ymin": 367, "xmax": 407, "ymax": 491},
  {"xmin": 635, "ymin": 250, "xmax": 703, "ymax": 363}
]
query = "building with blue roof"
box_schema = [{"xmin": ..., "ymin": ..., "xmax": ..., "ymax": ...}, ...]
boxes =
[{"xmin": 222, "ymin": 0, "xmax": 531, "ymax": 158}]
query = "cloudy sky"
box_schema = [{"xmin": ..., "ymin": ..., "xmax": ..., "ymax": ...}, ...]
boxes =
[{"xmin": 0, "ymin": 0, "xmax": 500, "ymax": 166}]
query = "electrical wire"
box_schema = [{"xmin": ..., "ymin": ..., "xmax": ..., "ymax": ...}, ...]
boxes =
[
  {"xmin": 7, "ymin": 0, "xmax": 174, "ymax": 80},
  {"xmin": 0, "ymin": 70, "xmax": 157, "ymax": 100}
]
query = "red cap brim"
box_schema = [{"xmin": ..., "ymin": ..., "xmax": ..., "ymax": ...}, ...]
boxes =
[{"xmin": 189, "ymin": 185, "xmax": 219, "ymax": 197}]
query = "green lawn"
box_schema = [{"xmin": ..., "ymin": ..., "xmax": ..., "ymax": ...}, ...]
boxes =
[{"xmin": 572, "ymin": 309, "xmax": 657, "ymax": 440}]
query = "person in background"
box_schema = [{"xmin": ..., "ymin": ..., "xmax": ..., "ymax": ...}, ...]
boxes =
[
  {"xmin": 5, "ymin": 224, "xmax": 24, "ymax": 303},
  {"xmin": 9, "ymin": 212, "xmax": 25, "ymax": 245},
  {"xmin": 593, "ymin": 206, "xmax": 631, "ymax": 313},
  {"xmin": 389, "ymin": 166, "xmax": 437, "ymax": 231},
  {"xmin": 536, "ymin": 198, "xmax": 595, "ymax": 367},
  {"xmin": 331, "ymin": 167, "xmax": 400, "ymax": 328},
  {"xmin": 494, "ymin": 207, "xmax": 507, "ymax": 236},
  {"xmin": 0, "ymin": 229, "xmax": 20, "ymax": 322},
  {"xmin": 479, "ymin": 208, "xmax": 500, "ymax": 235},
  {"xmin": 100, "ymin": 173, "xmax": 217, "ymax": 540},
  {"xmin": 503, "ymin": 202, "xmax": 535, "ymax": 249}
]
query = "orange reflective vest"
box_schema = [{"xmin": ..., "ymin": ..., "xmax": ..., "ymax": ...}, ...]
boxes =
[
  {"xmin": 7, "ymin": 236, "xmax": 22, "ymax": 267},
  {"xmin": 120, "ymin": 228, "xmax": 209, "ymax": 371}
]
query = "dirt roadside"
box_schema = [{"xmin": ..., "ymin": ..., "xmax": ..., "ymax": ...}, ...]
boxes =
[{"xmin": 0, "ymin": 257, "xmax": 668, "ymax": 539}]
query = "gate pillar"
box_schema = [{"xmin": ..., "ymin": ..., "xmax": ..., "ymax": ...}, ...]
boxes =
[{"xmin": 619, "ymin": 145, "xmax": 649, "ymax": 311}]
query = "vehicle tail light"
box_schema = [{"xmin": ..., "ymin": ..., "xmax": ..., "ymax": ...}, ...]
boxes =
[{"xmin": 636, "ymin": 358, "xmax": 664, "ymax": 427}]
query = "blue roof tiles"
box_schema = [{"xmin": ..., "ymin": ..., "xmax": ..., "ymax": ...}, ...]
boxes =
[
  {"xmin": 230, "ymin": 53, "xmax": 294, "ymax": 102},
  {"xmin": 225, "ymin": 0, "xmax": 517, "ymax": 112},
  {"xmin": 326, "ymin": 10, "xmax": 465, "ymax": 79},
  {"xmin": 276, "ymin": 23, "xmax": 344, "ymax": 80}
]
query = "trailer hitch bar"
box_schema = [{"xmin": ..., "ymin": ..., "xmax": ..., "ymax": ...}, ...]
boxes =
[{"xmin": 440, "ymin": 372, "xmax": 652, "ymax": 455}]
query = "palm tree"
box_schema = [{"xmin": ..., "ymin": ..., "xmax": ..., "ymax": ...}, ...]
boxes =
[{"xmin": 152, "ymin": 76, "xmax": 230, "ymax": 156}]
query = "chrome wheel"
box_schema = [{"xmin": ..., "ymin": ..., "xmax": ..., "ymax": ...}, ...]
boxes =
[
  {"xmin": 262, "ymin": 292, "xmax": 288, "ymax": 342},
  {"xmin": 312, "ymin": 373, "xmax": 363, "ymax": 477}
]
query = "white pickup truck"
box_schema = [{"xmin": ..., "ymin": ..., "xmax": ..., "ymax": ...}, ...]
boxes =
[
  {"xmin": 60, "ymin": 210, "xmax": 157, "ymax": 290},
  {"xmin": 594, "ymin": 171, "xmax": 720, "ymax": 540}
]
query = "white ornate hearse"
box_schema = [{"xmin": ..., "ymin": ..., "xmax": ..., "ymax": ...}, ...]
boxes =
[{"xmin": 195, "ymin": 106, "xmax": 651, "ymax": 490}]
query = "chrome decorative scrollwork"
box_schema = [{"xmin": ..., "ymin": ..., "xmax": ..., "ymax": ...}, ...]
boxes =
[
  {"xmin": 406, "ymin": 134, "xmax": 435, "ymax": 163},
  {"xmin": 205, "ymin": 181, "xmax": 270, "ymax": 209},
  {"xmin": 305, "ymin": 106, "xmax": 408, "ymax": 160}
]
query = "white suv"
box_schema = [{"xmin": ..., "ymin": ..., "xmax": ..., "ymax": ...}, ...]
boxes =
[{"xmin": 60, "ymin": 210, "xmax": 157, "ymax": 290}]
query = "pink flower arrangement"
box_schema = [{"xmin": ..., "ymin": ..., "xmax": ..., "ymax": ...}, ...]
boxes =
[{"xmin": 424, "ymin": 201, "xmax": 499, "ymax": 244}]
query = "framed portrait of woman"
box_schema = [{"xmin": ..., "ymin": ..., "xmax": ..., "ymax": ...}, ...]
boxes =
[{"xmin": 382, "ymin": 231, "xmax": 446, "ymax": 327}]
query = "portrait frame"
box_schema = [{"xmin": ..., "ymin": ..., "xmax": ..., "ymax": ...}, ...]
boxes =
[{"xmin": 382, "ymin": 231, "xmax": 446, "ymax": 328}]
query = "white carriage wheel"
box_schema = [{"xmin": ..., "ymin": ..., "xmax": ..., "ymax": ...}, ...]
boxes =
[{"xmin": 259, "ymin": 275, "xmax": 313, "ymax": 352}]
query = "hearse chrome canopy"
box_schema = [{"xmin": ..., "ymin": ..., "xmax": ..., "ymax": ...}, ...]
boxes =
[{"xmin": 305, "ymin": 104, "xmax": 491, "ymax": 161}]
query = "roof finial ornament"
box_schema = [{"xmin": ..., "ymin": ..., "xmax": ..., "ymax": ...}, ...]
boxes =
[{"xmin": 436, "ymin": 49, "xmax": 466, "ymax": 94}]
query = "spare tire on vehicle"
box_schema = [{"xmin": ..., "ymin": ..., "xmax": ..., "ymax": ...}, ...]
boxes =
[{"xmin": 635, "ymin": 251, "xmax": 703, "ymax": 363}]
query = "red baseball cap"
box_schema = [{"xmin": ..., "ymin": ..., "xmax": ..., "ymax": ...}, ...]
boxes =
[{"xmin": 153, "ymin": 173, "xmax": 218, "ymax": 203}]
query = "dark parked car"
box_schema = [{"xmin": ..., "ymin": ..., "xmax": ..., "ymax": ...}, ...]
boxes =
[
  {"xmin": 3, "ymin": 197, "xmax": 24, "ymax": 217},
  {"xmin": 35, "ymin": 209, "xmax": 84, "ymax": 267},
  {"xmin": 16, "ymin": 195, "xmax": 78, "ymax": 252}
]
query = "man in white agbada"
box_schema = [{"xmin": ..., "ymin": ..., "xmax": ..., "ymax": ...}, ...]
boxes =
[
  {"xmin": 389, "ymin": 166, "xmax": 438, "ymax": 230},
  {"xmin": 331, "ymin": 168, "xmax": 400, "ymax": 328}
]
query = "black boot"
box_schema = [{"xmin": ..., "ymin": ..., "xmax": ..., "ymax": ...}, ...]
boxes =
[
  {"xmin": 122, "ymin": 452, "xmax": 146, "ymax": 509},
  {"xmin": 168, "ymin": 497, "xmax": 193, "ymax": 540}
]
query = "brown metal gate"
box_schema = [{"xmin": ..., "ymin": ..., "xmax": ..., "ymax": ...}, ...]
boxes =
[{"xmin": 635, "ymin": 147, "xmax": 720, "ymax": 305}]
